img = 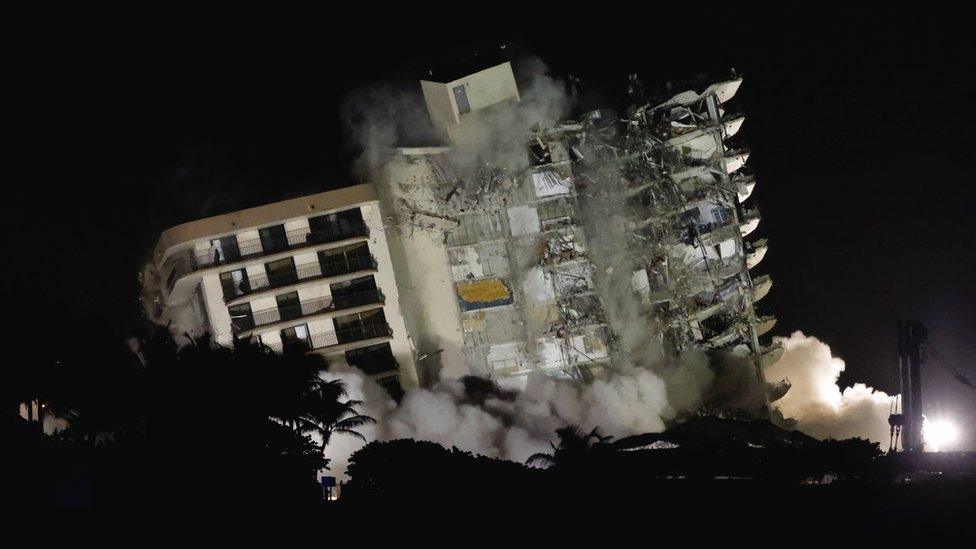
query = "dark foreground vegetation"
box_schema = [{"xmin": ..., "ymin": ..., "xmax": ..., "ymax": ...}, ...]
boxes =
[
  {"xmin": 5, "ymin": 329, "xmax": 372, "ymax": 511},
  {"xmin": 6, "ymin": 331, "xmax": 974, "ymax": 533},
  {"xmin": 342, "ymin": 424, "xmax": 975, "ymax": 529}
]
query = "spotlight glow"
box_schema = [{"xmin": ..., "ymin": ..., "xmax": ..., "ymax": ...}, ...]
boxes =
[{"xmin": 923, "ymin": 418, "xmax": 959, "ymax": 452}]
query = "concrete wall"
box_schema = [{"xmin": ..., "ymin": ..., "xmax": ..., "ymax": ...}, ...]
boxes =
[
  {"xmin": 201, "ymin": 274, "xmax": 233, "ymax": 346},
  {"xmin": 298, "ymin": 283, "xmax": 330, "ymax": 301},
  {"xmin": 420, "ymin": 80, "xmax": 458, "ymax": 143},
  {"xmin": 420, "ymin": 62, "xmax": 520, "ymax": 145},
  {"xmin": 373, "ymin": 157, "xmax": 468, "ymax": 383},
  {"xmin": 156, "ymin": 184, "xmax": 377, "ymax": 266},
  {"xmin": 360, "ymin": 202, "xmax": 420, "ymax": 388},
  {"xmin": 449, "ymin": 62, "xmax": 520, "ymax": 112}
]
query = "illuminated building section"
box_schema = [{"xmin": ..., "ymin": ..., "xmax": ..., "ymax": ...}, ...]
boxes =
[
  {"xmin": 148, "ymin": 61, "xmax": 782, "ymax": 402},
  {"xmin": 147, "ymin": 185, "xmax": 418, "ymax": 394},
  {"xmin": 376, "ymin": 62, "xmax": 782, "ymax": 400}
]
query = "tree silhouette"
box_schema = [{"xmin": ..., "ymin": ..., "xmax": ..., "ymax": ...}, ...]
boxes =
[
  {"xmin": 528, "ymin": 425, "xmax": 615, "ymax": 469},
  {"xmin": 21, "ymin": 327, "xmax": 375, "ymax": 509}
]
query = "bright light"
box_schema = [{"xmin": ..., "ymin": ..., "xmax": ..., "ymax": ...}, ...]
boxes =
[{"xmin": 923, "ymin": 417, "xmax": 959, "ymax": 452}]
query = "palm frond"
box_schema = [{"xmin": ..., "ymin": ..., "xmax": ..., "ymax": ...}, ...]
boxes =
[
  {"xmin": 330, "ymin": 427, "xmax": 369, "ymax": 443},
  {"xmin": 527, "ymin": 453, "xmax": 555, "ymax": 467}
]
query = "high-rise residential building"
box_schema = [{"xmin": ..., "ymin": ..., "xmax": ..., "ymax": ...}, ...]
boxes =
[
  {"xmin": 148, "ymin": 60, "xmax": 783, "ymax": 404},
  {"xmin": 148, "ymin": 184, "xmax": 418, "ymax": 394}
]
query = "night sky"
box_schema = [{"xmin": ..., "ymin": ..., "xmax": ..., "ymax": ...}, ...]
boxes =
[{"xmin": 9, "ymin": 16, "xmax": 974, "ymax": 445}]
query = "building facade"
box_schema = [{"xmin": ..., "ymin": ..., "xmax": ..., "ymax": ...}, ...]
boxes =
[
  {"xmin": 148, "ymin": 60, "xmax": 784, "ymax": 406},
  {"xmin": 148, "ymin": 184, "xmax": 419, "ymax": 393},
  {"xmin": 374, "ymin": 62, "xmax": 784, "ymax": 402}
]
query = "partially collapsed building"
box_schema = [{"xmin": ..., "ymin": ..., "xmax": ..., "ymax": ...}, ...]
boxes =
[
  {"xmin": 375, "ymin": 61, "xmax": 783, "ymax": 397},
  {"xmin": 146, "ymin": 60, "xmax": 784, "ymax": 403}
]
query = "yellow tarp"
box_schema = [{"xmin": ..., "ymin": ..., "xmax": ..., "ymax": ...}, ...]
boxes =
[{"xmin": 456, "ymin": 278, "xmax": 511, "ymax": 304}]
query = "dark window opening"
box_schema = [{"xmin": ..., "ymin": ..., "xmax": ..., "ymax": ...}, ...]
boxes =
[
  {"xmin": 229, "ymin": 302, "xmax": 254, "ymax": 332},
  {"xmin": 334, "ymin": 308, "xmax": 388, "ymax": 344},
  {"xmin": 346, "ymin": 343, "xmax": 398, "ymax": 376},
  {"xmin": 331, "ymin": 276, "xmax": 380, "ymax": 309},
  {"xmin": 331, "ymin": 275, "xmax": 377, "ymax": 298},
  {"xmin": 259, "ymin": 224, "xmax": 288, "ymax": 254},
  {"xmin": 219, "ymin": 269, "xmax": 250, "ymax": 300},
  {"xmin": 276, "ymin": 291, "xmax": 301, "ymax": 321},
  {"xmin": 211, "ymin": 236, "xmax": 241, "ymax": 263},
  {"xmin": 453, "ymin": 85, "xmax": 470, "ymax": 115},
  {"xmin": 319, "ymin": 242, "xmax": 374, "ymax": 277},
  {"xmin": 280, "ymin": 324, "xmax": 310, "ymax": 353},
  {"xmin": 265, "ymin": 257, "xmax": 298, "ymax": 286},
  {"xmin": 308, "ymin": 208, "xmax": 367, "ymax": 243}
]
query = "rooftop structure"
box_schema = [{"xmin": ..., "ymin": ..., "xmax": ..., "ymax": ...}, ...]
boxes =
[{"xmin": 420, "ymin": 61, "xmax": 520, "ymax": 144}]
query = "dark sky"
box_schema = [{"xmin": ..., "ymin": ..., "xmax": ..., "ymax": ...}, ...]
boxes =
[{"xmin": 8, "ymin": 16, "xmax": 974, "ymax": 445}]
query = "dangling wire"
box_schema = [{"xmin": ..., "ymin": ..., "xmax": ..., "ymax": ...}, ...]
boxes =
[{"xmin": 925, "ymin": 344, "xmax": 976, "ymax": 393}]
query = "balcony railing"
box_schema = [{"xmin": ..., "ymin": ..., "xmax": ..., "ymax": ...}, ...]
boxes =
[
  {"xmin": 222, "ymin": 254, "xmax": 377, "ymax": 301},
  {"xmin": 239, "ymin": 289, "xmax": 386, "ymax": 332},
  {"xmin": 191, "ymin": 221, "xmax": 370, "ymax": 270},
  {"xmin": 319, "ymin": 322, "xmax": 393, "ymax": 347},
  {"xmin": 263, "ymin": 322, "xmax": 392, "ymax": 354}
]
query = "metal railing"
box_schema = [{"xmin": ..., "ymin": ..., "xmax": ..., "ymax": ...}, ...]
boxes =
[
  {"xmin": 191, "ymin": 221, "xmax": 370, "ymax": 270},
  {"xmin": 230, "ymin": 314, "xmax": 256, "ymax": 333},
  {"xmin": 221, "ymin": 254, "xmax": 377, "ymax": 301},
  {"xmin": 244, "ymin": 289, "xmax": 385, "ymax": 330},
  {"xmin": 323, "ymin": 322, "xmax": 392, "ymax": 347},
  {"xmin": 263, "ymin": 322, "xmax": 392, "ymax": 354}
]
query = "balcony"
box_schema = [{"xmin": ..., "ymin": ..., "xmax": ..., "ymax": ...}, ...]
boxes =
[
  {"xmin": 264, "ymin": 322, "xmax": 393, "ymax": 354},
  {"xmin": 222, "ymin": 254, "xmax": 377, "ymax": 301},
  {"xmin": 190, "ymin": 222, "xmax": 369, "ymax": 271},
  {"xmin": 235, "ymin": 289, "xmax": 386, "ymax": 333}
]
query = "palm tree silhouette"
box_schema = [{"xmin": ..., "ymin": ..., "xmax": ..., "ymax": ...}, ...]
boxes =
[
  {"xmin": 168, "ymin": 331, "xmax": 375, "ymax": 459},
  {"xmin": 529, "ymin": 425, "xmax": 614, "ymax": 469}
]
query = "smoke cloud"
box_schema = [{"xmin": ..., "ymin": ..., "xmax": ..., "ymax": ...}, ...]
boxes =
[
  {"xmin": 325, "ymin": 57, "xmax": 736, "ymax": 478},
  {"xmin": 330, "ymin": 60, "xmax": 899, "ymax": 477},
  {"xmin": 322, "ymin": 331, "xmax": 898, "ymax": 479},
  {"xmin": 321, "ymin": 364, "xmax": 675, "ymax": 479},
  {"xmin": 766, "ymin": 331, "xmax": 894, "ymax": 445}
]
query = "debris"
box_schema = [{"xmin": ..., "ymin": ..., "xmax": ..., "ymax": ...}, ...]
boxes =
[{"xmin": 376, "ymin": 66, "xmax": 775, "ymax": 384}]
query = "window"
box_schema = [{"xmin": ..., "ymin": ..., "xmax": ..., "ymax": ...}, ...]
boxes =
[
  {"xmin": 280, "ymin": 324, "xmax": 310, "ymax": 352},
  {"xmin": 276, "ymin": 291, "xmax": 301, "ymax": 321},
  {"xmin": 331, "ymin": 275, "xmax": 377, "ymax": 298},
  {"xmin": 210, "ymin": 236, "xmax": 241, "ymax": 263},
  {"xmin": 319, "ymin": 242, "xmax": 373, "ymax": 276},
  {"xmin": 308, "ymin": 208, "xmax": 366, "ymax": 241},
  {"xmin": 264, "ymin": 257, "xmax": 297, "ymax": 286},
  {"xmin": 219, "ymin": 269, "xmax": 249, "ymax": 300},
  {"xmin": 453, "ymin": 85, "xmax": 470, "ymax": 115},
  {"xmin": 228, "ymin": 302, "xmax": 254, "ymax": 332},
  {"xmin": 330, "ymin": 276, "xmax": 379, "ymax": 309},
  {"xmin": 334, "ymin": 308, "xmax": 387, "ymax": 344},
  {"xmin": 259, "ymin": 225, "xmax": 288, "ymax": 254},
  {"xmin": 345, "ymin": 343, "xmax": 397, "ymax": 375}
]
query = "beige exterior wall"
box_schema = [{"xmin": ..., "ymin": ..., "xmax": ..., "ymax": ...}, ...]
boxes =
[
  {"xmin": 359, "ymin": 202, "xmax": 420, "ymax": 388},
  {"xmin": 201, "ymin": 274, "xmax": 233, "ymax": 346},
  {"xmin": 154, "ymin": 187, "xmax": 420, "ymax": 390},
  {"xmin": 372, "ymin": 156, "xmax": 468, "ymax": 383},
  {"xmin": 450, "ymin": 62, "xmax": 520, "ymax": 111},
  {"xmin": 420, "ymin": 62, "xmax": 520, "ymax": 145},
  {"xmin": 420, "ymin": 80, "xmax": 458, "ymax": 142},
  {"xmin": 155, "ymin": 184, "xmax": 378, "ymax": 265}
]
